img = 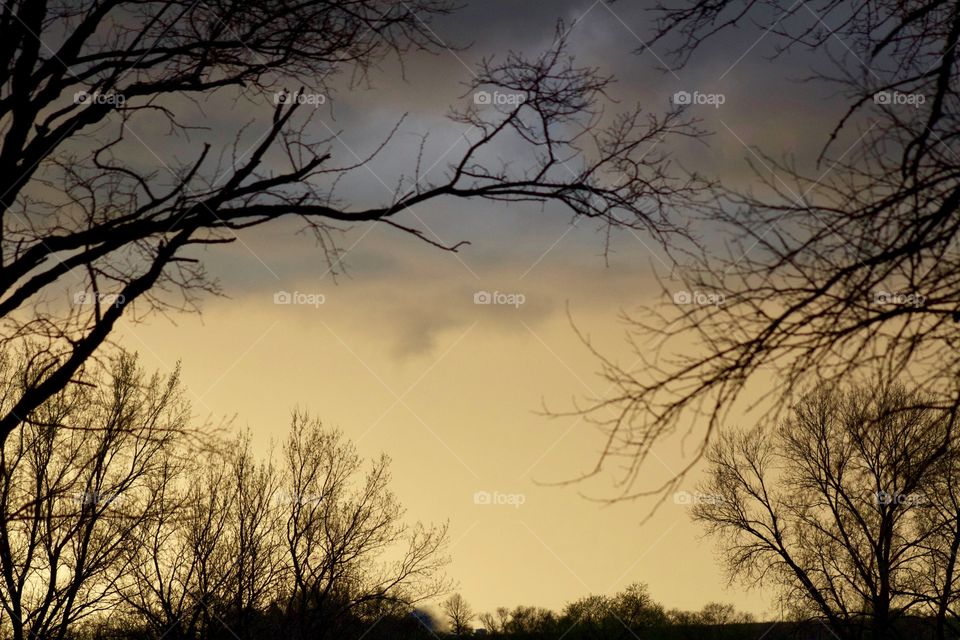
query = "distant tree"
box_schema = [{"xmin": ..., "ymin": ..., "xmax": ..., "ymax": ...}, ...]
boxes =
[
  {"xmin": 562, "ymin": 594, "xmax": 616, "ymax": 639},
  {"xmin": 495, "ymin": 607, "xmax": 511, "ymax": 631},
  {"xmin": 609, "ymin": 582, "xmax": 668, "ymax": 628},
  {"xmin": 119, "ymin": 411, "xmax": 448, "ymax": 640},
  {"xmin": 475, "ymin": 590, "xmax": 759, "ymax": 640},
  {"xmin": 529, "ymin": 607, "xmax": 560, "ymax": 634},
  {"xmin": 666, "ymin": 609, "xmax": 698, "ymax": 626},
  {"xmin": 478, "ymin": 611, "xmax": 500, "ymax": 634},
  {"xmin": 501, "ymin": 605, "xmax": 559, "ymax": 634},
  {"xmin": 440, "ymin": 593, "xmax": 476, "ymax": 636},
  {"xmin": 441, "ymin": 593, "xmax": 475, "ymax": 636},
  {"xmin": 221, "ymin": 432, "xmax": 284, "ymax": 632},
  {"xmin": 558, "ymin": 584, "xmax": 669, "ymax": 639},
  {"xmin": 563, "ymin": 594, "xmax": 610, "ymax": 624},
  {"xmin": 696, "ymin": 603, "xmax": 754, "ymax": 626},
  {"xmin": 692, "ymin": 383, "xmax": 957, "ymax": 640},
  {"xmin": 476, "ymin": 606, "xmax": 513, "ymax": 635}
]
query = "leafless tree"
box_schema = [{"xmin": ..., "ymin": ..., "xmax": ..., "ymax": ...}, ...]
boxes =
[
  {"xmin": 477, "ymin": 606, "xmax": 513, "ymax": 635},
  {"xmin": 914, "ymin": 434, "xmax": 960, "ymax": 640},
  {"xmin": 121, "ymin": 433, "xmax": 285, "ymax": 640},
  {"xmin": 496, "ymin": 606, "xmax": 511, "ymax": 632},
  {"xmin": 696, "ymin": 602, "xmax": 755, "ymax": 625},
  {"xmin": 120, "ymin": 444, "xmax": 237, "ymax": 640},
  {"xmin": 441, "ymin": 593, "xmax": 475, "ymax": 636},
  {"xmin": 573, "ymin": 0, "xmax": 960, "ymax": 502},
  {"xmin": 118, "ymin": 411, "xmax": 448, "ymax": 640},
  {"xmin": 0, "ymin": 351, "xmax": 190, "ymax": 640},
  {"xmin": 223, "ymin": 432, "xmax": 283, "ymax": 631},
  {"xmin": 0, "ymin": 0, "xmax": 706, "ymax": 448},
  {"xmin": 692, "ymin": 382, "xmax": 957, "ymax": 640},
  {"xmin": 281, "ymin": 412, "xmax": 448, "ymax": 639},
  {"xmin": 478, "ymin": 611, "xmax": 500, "ymax": 634}
]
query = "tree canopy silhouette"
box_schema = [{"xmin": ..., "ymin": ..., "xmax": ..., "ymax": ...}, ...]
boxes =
[
  {"xmin": 0, "ymin": 351, "xmax": 448, "ymax": 640},
  {"xmin": 693, "ymin": 382, "xmax": 960, "ymax": 640},
  {"xmin": 573, "ymin": 0, "xmax": 960, "ymax": 501},
  {"xmin": 0, "ymin": 0, "xmax": 705, "ymax": 446}
]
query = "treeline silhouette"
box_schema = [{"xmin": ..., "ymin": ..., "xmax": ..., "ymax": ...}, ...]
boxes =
[
  {"xmin": 436, "ymin": 587, "xmax": 960, "ymax": 640},
  {"xmin": 439, "ymin": 382, "xmax": 960, "ymax": 640},
  {"xmin": 441, "ymin": 586, "xmax": 758, "ymax": 638},
  {"xmin": 8, "ymin": 353, "xmax": 960, "ymax": 640},
  {"xmin": 0, "ymin": 348, "xmax": 830, "ymax": 640},
  {"xmin": 0, "ymin": 351, "xmax": 768, "ymax": 640},
  {"xmin": 0, "ymin": 353, "xmax": 448, "ymax": 640}
]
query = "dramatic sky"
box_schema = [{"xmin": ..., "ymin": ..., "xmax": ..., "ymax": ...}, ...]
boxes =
[{"xmin": 110, "ymin": 0, "xmax": 851, "ymax": 619}]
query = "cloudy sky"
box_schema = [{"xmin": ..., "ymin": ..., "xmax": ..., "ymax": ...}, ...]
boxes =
[{"xmin": 109, "ymin": 0, "xmax": 854, "ymax": 619}]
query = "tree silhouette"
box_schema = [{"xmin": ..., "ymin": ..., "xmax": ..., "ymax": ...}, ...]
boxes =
[
  {"xmin": 917, "ymin": 437, "xmax": 960, "ymax": 640},
  {"xmin": 0, "ymin": 349, "xmax": 448, "ymax": 640},
  {"xmin": 122, "ymin": 438, "xmax": 241, "ymax": 640},
  {"xmin": 692, "ymin": 382, "xmax": 958, "ymax": 640},
  {"xmin": 280, "ymin": 413, "xmax": 448, "ymax": 640},
  {"xmin": 0, "ymin": 352, "xmax": 190, "ymax": 640},
  {"xmin": 574, "ymin": 0, "xmax": 960, "ymax": 502},
  {"xmin": 441, "ymin": 593, "xmax": 475, "ymax": 636},
  {"xmin": 474, "ymin": 583, "xmax": 744, "ymax": 639}
]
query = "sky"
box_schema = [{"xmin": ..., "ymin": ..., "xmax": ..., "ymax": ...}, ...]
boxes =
[{"xmin": 106, "ymin": 0, "xmax": 858, "ymax": 620}]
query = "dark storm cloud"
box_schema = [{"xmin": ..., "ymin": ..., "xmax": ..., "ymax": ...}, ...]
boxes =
[
  {"xmin": 174, "ymin": 0, "xmax": 859, "ymax": 361},
  {"xmin": 321, "ymin": 0, "xmax": 853, "ymax": 190}
]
